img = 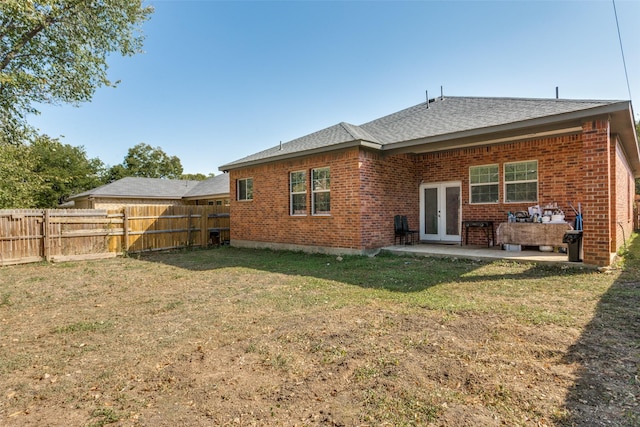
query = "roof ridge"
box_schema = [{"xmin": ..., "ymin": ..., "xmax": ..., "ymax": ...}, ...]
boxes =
[
  {"xmin": 437, "ymin": 95, "xmax": 626, "ymax": 103},
  {"xmin": 339, "ymin": 122, "xmax": 382, "ymax": 144}
]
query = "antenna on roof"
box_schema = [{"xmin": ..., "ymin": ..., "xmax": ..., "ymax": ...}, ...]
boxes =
[
  {"xmin": 556, "ymin": 86, "xmax": 559, "ymax": 99},
  {"xmin": 426, "ymin": 90, "xmax": 429, "ymax": 108},
  {"xmin": 440, "ymin": 86, "xmax": 444, "ymax": 100}
]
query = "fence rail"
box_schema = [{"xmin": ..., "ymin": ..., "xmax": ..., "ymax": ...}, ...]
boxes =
[{"xmin": 0, "ymin": 205, "xmax": 230, "ymax": 266}]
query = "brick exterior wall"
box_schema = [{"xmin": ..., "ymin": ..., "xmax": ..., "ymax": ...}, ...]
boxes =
[
  {"xmin": 415, "ymin": 133, "xmax": 587, "ymax": 247},
  {"xmin": 581, "ymin": 120, "xmax": 612, "ymax": 266},
  {"xmin": 612, "ymin": 137, "xmax": 635, "ymax": 251},
  {"xmin": 358, "ymin": 150, "xmax": 418, "ymax": 248},
  {"xmin": 229, "ymin": 148, "xmax": 364, "ymax": 250},
  {"xmin": 229, "ymin": 120, "xmax": 633, "ymax": 266}
]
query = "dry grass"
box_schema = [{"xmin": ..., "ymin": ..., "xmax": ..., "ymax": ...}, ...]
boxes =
[{"xmin": 1, "ymin": 241, "xmax": 638, "ymax": 426}]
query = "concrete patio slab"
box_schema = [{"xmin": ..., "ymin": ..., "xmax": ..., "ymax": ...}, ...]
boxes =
[{"xmin": 381, "ymin": 243, "xmax": 592, "ymax": 268}]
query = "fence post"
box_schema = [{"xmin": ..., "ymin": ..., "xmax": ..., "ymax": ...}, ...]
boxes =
[
  {"xmin": 43, "ymin": 209, "xmax": 51, "ymax": 262},
  {"xmin": 202, "ymin": 207, "xmax": 209, "ymax": 248},
  {"xmin": 123, "ymin": 208, "xmax": 129, "ymax": 254},
  {"xmin": 187, "ymin": 208, "xmax": 193, "ymax": 247}
]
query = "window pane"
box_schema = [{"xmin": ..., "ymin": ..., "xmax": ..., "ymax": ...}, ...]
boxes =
[
  {"xmin": 504, "ymin": 161, "xmax": 537, "ymax": 202},
  {"xmin": 312, "ymin": 167, "xmax": 330, "ymax": 191},
  {"xmin": 292, "ymin": 193, "xmax": 306, "ymax": 215},
  {"xmin": 313, "ymin": 192, "xmax": 330, "ymax": 214},
  {"xmin": 470, "ymin": 165, "xmax": 498, "ymax": 204},
  {"xmin": 505, "ymin": 161, "xmax": 537, "ymax": 182},
  {"xmin": 506, "ymin": 182, "xmax": 537, "ymax": 202},
  {"xmin": 290, "ymin": 171, "xmax": 306, "ymax": 192},
  {"xmin": 445, "ymin": 186, "xmax": 460, "ymax": 236},
  {"xmin": 246, "ymin": 179, "xmax": 253, "ymax": 199},
  {"xmin": 238, "ymin": 178, "xmax": 253, "ymax": 200},
  {"xmin": 471, "ymin": 184, "xmax": 499, "ymax": 203},
  {"xmin": 311, "ymin": 167, "xmax": 330, "ymax": 214},
  {"xmin": 290, "ymin": 171, "xmax": 306, "ymax": 214},
  {"xmin": 238, "ymin": 180, "xmax": 246, "ymax": 200},
  {"xmin": 424, "ymin": 188, "xmax": 438, "ymax": 234},
  {"xmin": 470, "ymin": 165, "xmax": 498, "ymax": 184}
]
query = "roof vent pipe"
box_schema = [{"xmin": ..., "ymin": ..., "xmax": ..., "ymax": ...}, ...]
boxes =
[
  {"xmin": 556, "ymin": 86, "xmax": 559, "ymax": 99},
  {"xmin": 440, "ymin": 85, "xmax": 444, "ymax": 100},
  {"xmin": 426, "ymin": 90, "xmax": 429, "ymax": 108},
  {"xmin": 279, "ymin": 141, "xmax": 282, "ymax": 150}
]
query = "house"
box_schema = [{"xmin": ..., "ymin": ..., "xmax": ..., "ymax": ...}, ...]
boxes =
[
  {"xmin": 68, "ymin": 174, "xmax": 230, "ymax": 209},
  {"xmin": 220, "ymin": 96, "xmax": 639, "ymax": 267},
  {"xmin": 182, "ymin": 174, "xmax": 231, "ymax": 207}
]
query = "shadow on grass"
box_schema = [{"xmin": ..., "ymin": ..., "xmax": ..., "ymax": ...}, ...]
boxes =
[
  {"xmin": 561, "ymin": 236, "xmax": 640, "ymax": 426},
  {"xmin": 137, "ymin": 245, "xmax": 593, "ymax": 294}
]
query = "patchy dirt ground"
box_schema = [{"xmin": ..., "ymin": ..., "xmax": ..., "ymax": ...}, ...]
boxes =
[{"xmin": 0, "ymin": 247, "xmax": 638, "ymax": 426}]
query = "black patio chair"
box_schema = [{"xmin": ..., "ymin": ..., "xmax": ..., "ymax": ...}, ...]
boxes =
[
  {"xmin": 394, "ymin": 215, "xmax": 407, "ymax": 245},
  {"xmin": 401, "ymin": 215, "xmax": 418, "ymax": 245}
]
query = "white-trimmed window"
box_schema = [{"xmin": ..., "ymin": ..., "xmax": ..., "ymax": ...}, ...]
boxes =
[
  {"xmin": 470, "ymin": 164, "xmax": 499, "ymax": 203},
  {"xmin": 504, "ymin": 160, "xmax": 537, "ymax": 202},
  {"xmin": 237, "ymin": 178, "xmax": 253, "ymax": 201},
  {"xmin": 312, "ymin": 167, "xmax": 330, "ymax": 215},
  {"xmin": 290, "ymin": 171, "xmax": 307, "ymax": 215}
]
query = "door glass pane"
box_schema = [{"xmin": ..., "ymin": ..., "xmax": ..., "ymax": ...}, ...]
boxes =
[
  {"xmin": 424, "ymin": 188, "xmax": 438, "ymax": 235},
  {"xmin": 445, "ymin": 186, "xmax": 460, "ymax": 236}
]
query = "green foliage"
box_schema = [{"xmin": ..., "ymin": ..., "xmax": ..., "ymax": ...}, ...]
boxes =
[
  {"xmin": 30, "ymin": 135, "xmax": 105, "ymax": 207},
  {"xmin": 0, "ymin": 141, "xmax": 42, "ymax": 208},
  {"xmin": 0, "ymin": 134, "xmax": 104, "ymax": 208},
  {"xmin": 89, "ymin": 408, "xmax": 123, "ymax": 427},
  {"xmin": 0, "ymin": 0, "xmax": 153, "ymax": 143},
  {"xmin": 181, "ymin": 172, "xmax": 214, "ymax": 181},
  {"xmin": 54, "ymin": 320, "xmax": 112, "ymax": 334},
  {"xmin": 106, "ymin": 143, "xmax": 184, "ymax": 181}
]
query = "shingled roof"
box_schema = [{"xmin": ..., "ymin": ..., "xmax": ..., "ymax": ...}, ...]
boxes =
[
  {"xmin": 69, "ymin": 177, "xmax": 201, "ymax": 200},
  {"xmin": 69, "ymin": 174, "xmax": 230, "ymax": 201},
  {"xmin": 184, "ymin": 173, "xmax": 230, "ymax": 199},
  {"xmin": 220, "ymin": 96, "xmax": 635, "ymax": 171}
]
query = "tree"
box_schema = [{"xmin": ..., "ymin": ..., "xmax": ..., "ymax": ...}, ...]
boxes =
[
  {"xmin": 0, "ymin": 134, "xmax": 104, "ymax": 208},
  {"xmin": 0, "ymin": 0, "xmax": 153, "ymax": 143},
  {"xmin": 107, "ymin": 143, "xmax": 184, "ymax": 181},
  {"xmin": 181, "ymin": 173, "xmax": 215, "ymax": 181},
  {"xmin": 0, "ymin": 142, "xmax": 42, "ymax": 208},
  {"xmin": 30, "ymin": 135, "xmax": 105, "ymax": 207}
]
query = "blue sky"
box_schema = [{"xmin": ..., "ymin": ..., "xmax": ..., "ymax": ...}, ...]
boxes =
[{"xmin": 30, "ymin": 0, "xmax": 640, "ymax": 175}]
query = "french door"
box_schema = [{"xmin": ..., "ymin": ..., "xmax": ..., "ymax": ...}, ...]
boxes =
[{"xmin": 419, "ymin": 182, "xmax": 461, "ymax": 243}]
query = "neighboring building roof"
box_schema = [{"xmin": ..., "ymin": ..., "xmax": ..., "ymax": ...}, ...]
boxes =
[
  {"xmin": 220, "ymin": 96, "xmax": 638, "ymax": 172},
  {"xmin": 69, "ymin": 177, "xmax": 203, "ymax": 201},
  {"xmin": 183, "ymin": 173, "xmax": 230, "ymax": 199}
]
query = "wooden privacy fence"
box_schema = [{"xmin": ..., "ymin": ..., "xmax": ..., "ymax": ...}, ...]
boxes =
[
  {"xmin": 0, "ymin": 205, "xmax": 230, "ymax": 266},
  {"xmin": 123, "ymin": 205, "xmax": 229, "ymax": 253}
]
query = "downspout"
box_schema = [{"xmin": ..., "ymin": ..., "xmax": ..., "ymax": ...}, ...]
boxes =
[{"xmin": 617, "ymin": 221, "xmax": 627, "ymax": 251}]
